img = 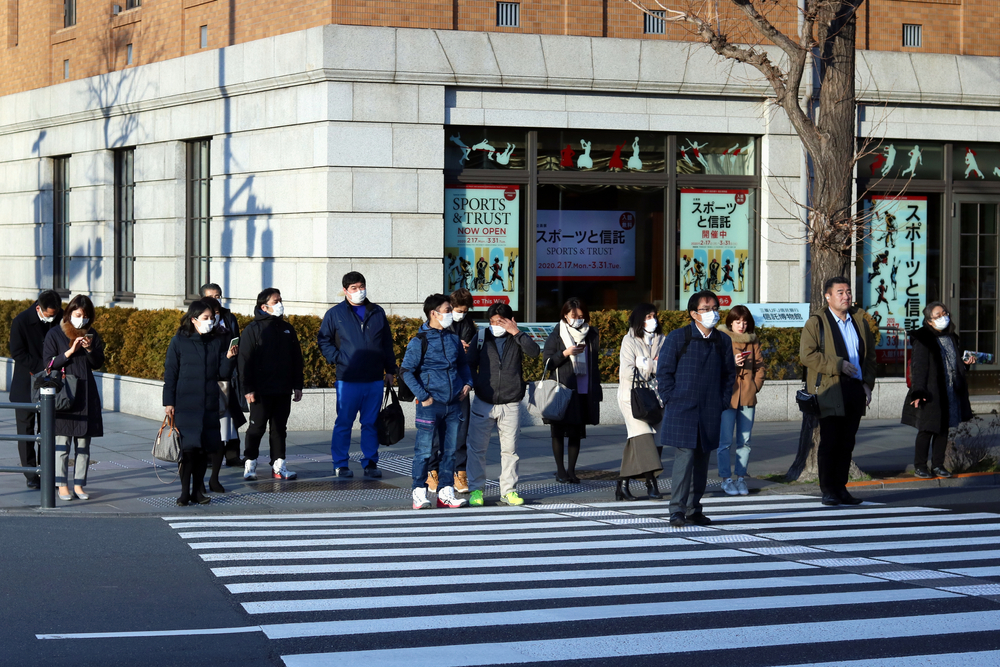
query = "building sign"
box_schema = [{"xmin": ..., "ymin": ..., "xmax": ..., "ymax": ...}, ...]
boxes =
[
  {"xmin": 743, "ymin": 303, "xmax": 810, "ymax": 328},
  {"xmin": 535, "ymin": 210, "xmax": 637, "ymax": 281},
  {"xmin": 679, "ymin": 189, "xmax": 751, "ymax": 307},
  {"xmin": 864, "ymin": 195, "xmax": 927, "ymax": 363},
  {"xmin": 445, "ymin": 185, "xmax": 520, "ymax": 310}
]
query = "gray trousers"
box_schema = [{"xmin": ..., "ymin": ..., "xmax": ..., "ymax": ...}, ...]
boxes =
[
  {"xmin": 55, "ymin": 436, "xmax": 91, "ymax": 486},
  {"xmin": 466, "ymin": 396, "xmax": 520, "ymax": 496},
  {"xmin": 669, "ymin": 443, "xmax": 711, "ymax": 516}
]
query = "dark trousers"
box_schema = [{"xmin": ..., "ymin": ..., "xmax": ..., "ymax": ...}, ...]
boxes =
[
  {"xmin": 429, "ymin": 394, "xmax": 469, "ymax": 472},
  {"xmin": 243, "ymin": 393, "xmax": 292, "ymax": 465},
  {"xmin": 669, "ymin": 438, "xmax": 712, "ymax": 516},
  {"xmin": 818, "ymin": 378, "xmax": 866, "ymax": 496},
  {"xmin": 15, "ymin": 409, "xmax": 39, "ymax": 482},
  {"xmin": 914, "ymin": 430, "xmax": 947, "ymax": 469}
]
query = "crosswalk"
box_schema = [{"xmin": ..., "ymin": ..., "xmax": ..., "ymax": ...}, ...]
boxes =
[{"xmin": 159, "ymin": 494, "xmax": 1000, "ymax": 666}]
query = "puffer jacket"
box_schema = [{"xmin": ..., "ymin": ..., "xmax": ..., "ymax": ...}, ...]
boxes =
[{"xmin": 400, "ymin": 323, "xmax": 473, "ymax": 404}]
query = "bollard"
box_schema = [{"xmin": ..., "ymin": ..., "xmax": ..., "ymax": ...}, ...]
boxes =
[{"xmin": 38, "ymin": 388, "xmax": 56, "ymax": 510}]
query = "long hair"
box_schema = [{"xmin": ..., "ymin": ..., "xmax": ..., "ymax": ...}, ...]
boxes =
[
  {"xmin": 725, "ymin": 304, "xmax": 756, "ymax": 334},
  {"xmin": 62, "ymin": 294, "xmax": 95, "ymax": 325},
  {"xmin": 559, "ymin": 297, "xmax": 590, "ymax": 323},
  {"xmin": 629, "ymin": 303, "xmax": 660, "ymax": 338},
  {"xmin": 178, "ymin": 300, "xmax": 213, "ymax": 337}
]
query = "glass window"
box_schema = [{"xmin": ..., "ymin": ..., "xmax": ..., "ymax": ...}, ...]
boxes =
[
  {"xmin": 53, "ymin": 157, "xmax": 70, "ymax": 293},
  {"xmin": 186, "ymin": 139, "xmax": 211, "ymax": 300},
  {"xmin": 445, "ymin": 127, "xmax": 527, "ymax": 171},
  {"xmin": 64, "ymin": 0, "xmax": 76, "ymax": 28},
  {"xmin": 676, "ymin": 135, "xmax": 755, "ymax": 176},
  {"xmin": 858, "ymin": 141, "xmax": 943, "ymax": 181},
  {"xmin": 537, "ymin": 130, "xmax": 665, "ymax": 173},
  {"xmin": 952, "ymin": 143, "xmax": 1000, "ymax": 182},
  {"xmin": 114, "ymin": 148, "xmax": 135, "ymax": 297}
]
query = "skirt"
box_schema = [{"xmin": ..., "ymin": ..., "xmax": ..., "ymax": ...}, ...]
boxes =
[
  {"xmin": 550, "ymin": 398, "xmax": 589, "ymax": 441},
  {"xmin": 620, "ymin": 433, "xmax": 662, "ymax": 478}
]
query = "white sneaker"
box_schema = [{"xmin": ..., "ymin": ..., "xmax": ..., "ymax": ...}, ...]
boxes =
[
  {"xmin": 736, "ymin": 477, "xmax": 749, "ymax": 496},
  {"xmin": 272, "ymin": 458, "xmax": 297, "ymax": 480},
  {"xmin": 243, "ymin": 459, "xmax": 258, "ymax": 481},
  {"xmin": 721, "ymin": 478, "xmax": 738, "ymax": 496},
  {"xmin": 412, "ymin": 487, "xmax": 431, "ymax": 510},
  {"xmin": 436, "ymin": 485, "xmax": 468, "ymax": 508}
]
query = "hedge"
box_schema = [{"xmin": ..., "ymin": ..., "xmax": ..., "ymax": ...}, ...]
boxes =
[{"xmin": 0, "ymin": 299, "xmax": 879, "ymax": 388}]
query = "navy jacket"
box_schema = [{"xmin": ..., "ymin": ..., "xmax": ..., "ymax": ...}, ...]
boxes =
[
  {"xmin": 655, "ymin": 323, "xmax": 736, "ymax": 450},
  {"xmin": 317, "ymin": 300, "xmax": 397, "ymax": 383},
  {"xmin": 43, "ymin": 323, "xmax": 105, "ymax": 438},
  {"xmin": 400, "ymin": 323, "xmax": 473, "ymax": 404}
]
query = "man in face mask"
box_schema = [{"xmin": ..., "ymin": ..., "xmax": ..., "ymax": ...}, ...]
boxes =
[
  {"xmin": 200, "ymin": 283, "xmax": 244, "ymax": 469},
  {"xmin": 9, "ymin": 290, "xmax": 63, "ymax": 488},
  {"xmin": 655, "ymin": 289, "xmax": 736, "ymax": 527}
]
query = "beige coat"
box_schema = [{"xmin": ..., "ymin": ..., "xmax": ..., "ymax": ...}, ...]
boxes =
[
  {"xmin": 617, "ymin": 331, "xmax": 666, "ymax": 439},
  {"xmin": 718, "ymin": 324, "xmax": 765, "ymax": 408},
  {"xmin": 799, "ymin": 307, "xmax": 877, "ymax": 418}
]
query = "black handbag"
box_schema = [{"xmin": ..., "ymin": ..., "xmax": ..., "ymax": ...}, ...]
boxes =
[
  {"xmin": 31, "ymin": 359, "xmax": 79, "ymax": 412},
  {"xmin": 630, "ymin": 368, "xmax": 663, "ymax": 425},
  {"xmin": 796, "ymin": 316, "xmax": 824, "ymax": 416},
  {"xmin": 376, "ymin": 386, "xmax": 405, "ymax": 446}
]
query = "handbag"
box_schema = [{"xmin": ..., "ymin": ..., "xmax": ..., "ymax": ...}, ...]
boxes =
[
  {"xmin": 152, "ymin": 415, "xmax": 182, "ymax": 463},
  {"xmin": 376, "ymin": 386, "xmax": 405, "ymax": 446},
  {"xmin": 630, "ymin": 368, "xmax": 663, "ymax": 425},
  {"xmin": 526, "ymin": 359, "xmax": 572, "ymax": 421},
  {"xmin": 31, "ymin": 359, "xmax": 79, "ymax": 412},
  {"xmin": 796, "ymin": 315, "xmax": 824, "ymax": 416}
]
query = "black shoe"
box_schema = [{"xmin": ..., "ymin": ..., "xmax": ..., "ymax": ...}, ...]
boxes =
[
  {"xmin": 686, "ymin": 511, "xmax": 712, "ymax": 526},
  {"xmin": 821, "ymin": 494, "xmax": 841, "ymax": 506},
  {"xmin": 364, "ymin": 465, "xmax": 383, "ymax": 479},
  {"xmin": 914, "ymin": 467, "xmax": 933, "ymax": 479},
  {"xmin": 26, "ymin": 477, "xmax": 40, "ymax": 490},
  {"xmin": 615, "ymin": 480, "xmax": 636, "ymax": 501},
  {"xmin": 567, "ymin": 473, "xmax": 580, "ymax": 484},
  {"xmin": 334, "ymin": 467, "xmax": 354, "ymax": 478},
  {"xmin": 209, "ymin": 479, "xmax": 226, "ymax": 493},
  {"xmin": 932, "ymin": 466, "xmax": 953, "ymax": 479},
  {"xmin": 645, "ymin": 480, "xmax": 663, "ymax": 500},
  {"xmin": 176, "ymin": 496, "xmax": 189, "ymax": 506},
  {"xmin": 838, "ymin": 490, "xmax": 863, "ymax": 505},
  {"xmin": 669, "ymin": 512, "xmax": 686, "ymax": 527}
]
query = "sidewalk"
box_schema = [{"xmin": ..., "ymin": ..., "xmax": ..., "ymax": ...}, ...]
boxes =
[{"xmin": 0, "ymin": 392, "xmax": 994, "ymax": 515}]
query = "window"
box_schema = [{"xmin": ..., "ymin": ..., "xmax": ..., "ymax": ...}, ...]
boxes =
[
  {"xmin": 496, "ymin": 2, "xmax": 519, "ymax": 27},
  {"xmin": 125, "ymin": 0, "xmax": 140, "ymax": 8},
  {"xmin": 53, "ymin": 157, "xmax": 70, "ymax": 293},
  {"xmin": 7, "ymin": 0, "xmax": 18, "ymax": 47},
  {"xmin": 114, "ymin": 148, "xmax": 135, "ymax": 297},
  {"xmin": 186, "ymin": 139, "xmax": 211, "ymax": 300},
  {"xmin": 63, "ymin": 59, "xmax": 69, "ymax": 79},
  {"xmin": 126, "ymin": 43, "xmax": 133, "ymax": 65},
  {"xmin": 199, "ymin": 25, "xmax": 207, "ymax": 48},
  {"xmin": 902, "ymin": 24, "xmax": 921, "ymax": 48},
  {"xmin": 644, "ymin": 10, "xmax": 665, "ymax": 35},
  {"xmin": 63, "ymin": 0, "xmax": 75, "ymax": 27}
]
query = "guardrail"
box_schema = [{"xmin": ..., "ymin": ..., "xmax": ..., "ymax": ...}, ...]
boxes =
[{"xmin": 0, "ymin": 388, "xmax": 56, "ymax": 509}]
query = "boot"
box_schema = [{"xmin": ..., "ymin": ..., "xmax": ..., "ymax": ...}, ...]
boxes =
[
  {"xmin": 426, "ymin": 470, "xmax": 439, "ymax": 493},
  {"xmin": 224, "ymin": 438, "xmax": 243, "ymax": 467},
  {"xmin": 615, "ymin": 479, "xmax": 636, "ymax": 501},
  {"xmin": 191, "ymin": 450, "xmax": 211, "ymax": 505},
  {"xmin": 177, "ymin": 452, "xmax": 193, "ymax": 506},
  {"xmin": 209, "ymin": 448, "xmax": 225, "ymax": 493},
  {"xmin": 645, "ymin": 473, "xmax": 663, "ymax": 500}
]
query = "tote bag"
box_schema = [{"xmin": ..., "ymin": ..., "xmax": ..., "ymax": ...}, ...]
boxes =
[
  {"xmin": 526, "ymin": 360, "xmax": 572, "ymax": 421},
  {"xmin": 630, "ymin": 368, "xmax": 663, "ymax": 425},
  {"xmin": 376, "ymin": 386, "xmax": 406, "ymax": 446}
]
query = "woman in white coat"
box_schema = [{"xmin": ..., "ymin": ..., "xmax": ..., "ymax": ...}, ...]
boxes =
[{"xmin": 616, "ymin": 304, "xmax": 666, "ymax": 500}]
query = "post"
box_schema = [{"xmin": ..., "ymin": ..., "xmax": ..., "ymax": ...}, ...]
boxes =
[{"xmin": 38, "ymin": 388, "xmax": 56, "ymax": 510}]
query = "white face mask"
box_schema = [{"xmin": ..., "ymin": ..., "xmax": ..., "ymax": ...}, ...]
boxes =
[
  {"xmin": 932, "ymin": 315, "xmax": 950, "ymax": 330},
  {"xmin": 490, "ymin": 325, "xmax": 506, "ymax": 337},
  {"xmin": 347, "ymin": 289, "xmax": 366, "ymax": 305},
  {"xmin": 37, "ymin": 308, "xmax": 55, "ymax": 324},
  {"xmin": 437, "ymin": 311, "xmax": 454, "ymax": 328},
  {"xmin": 698, "ymin": 311, "xmax": 720, "ymax": 329},
  {"xmin": 643, "ymin": 319, "xmax": 657, "ymax": 333},
  {"xmin": 196, "ymin": 318, "xmax": 214, "ymax": 334},
  {"xmin": 71, "ymin": 316, "xmax": 89, "ymax": 329},
  {"xmin": 268, "ymin": 302, "xmax": 284, "ymax": 318},
  {"xmin": 570, "ymin": 318, "xmax": 585, "ymax": 329},
  {"xmin": 452, "ymin": 312, "xmax": 466, "ymax": 322}
]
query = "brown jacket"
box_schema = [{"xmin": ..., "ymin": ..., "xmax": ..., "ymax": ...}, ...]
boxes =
[
  {"xmin": 799, "ymin": 307, "xmax": 877, "ymax": 418},
  {"xmin": 719, "ymin": 325, "xmax": 765, "ymax": 408}
]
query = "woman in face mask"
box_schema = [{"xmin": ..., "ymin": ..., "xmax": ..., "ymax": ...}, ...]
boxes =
[
  {"xmin": 902, "ymin": 301, "xmax": 975, "ymax": 479},
  {"xmin": 542, "ymin": 298, "xmax": 603, "ymax": 483},
  {"xmin": 615, "ymin": 304, "xmax": 666, "ymax": 500},
  {"xmin": 42, "ymin": 295, "xmax": 105, "ymax": 502},
  {"xmin": 163, "ymin": 301, "xmax": 239, "ymax": 506}
]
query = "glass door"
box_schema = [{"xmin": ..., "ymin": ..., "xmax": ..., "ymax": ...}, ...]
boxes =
[{"xmin": 955, "ymin": 200, "xmax": 999, "ymax": 369}]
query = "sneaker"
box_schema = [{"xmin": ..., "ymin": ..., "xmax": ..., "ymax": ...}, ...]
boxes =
[
  {"xmin": 437, "ymin": 485, "xmax": 468, "ymax": 508},
  {"xmin": 364, "ymin": 465, "xmax": 383, "ymax": 479},
  {"xmin": 721, "ymin": 478, "xmax": 738, "ymax": 496},
  {"xmin": 914, "ymin": 467, "xmax": 933, "ymax": 479},
  {"xmin": 272, "ymin": 459, "xmax": 297, "ymax": 480},
  {"xmin": 334, "ymin": 467, "xmax": 354, "ymax": 478},
  {"xmin": 412, "ymin": 487, "xmax": 431, "ymax": 509},
  {"xmin": 500, "ymin": 491, "xmax": 524, "ymax": 506},
  {"xmin": 426, "ymin": 470, "xmax": 439, "ymax": 493},
  {"xmin": 469, "ymin": 489, "xmax": 484, "ymax": 507},
  {"xmin": 454, "ymin": 470, "xmax": 469, "ymax": 493},
  {"xmin": 736, "ymin": 477, "xmax": 749, "ymax": 496},
  {"xmin": 243, "ymin": 459, "xmax": 258, "ymax": 481},
  {"xmin": 932, "ymin": 466, "xmax": 953, "ymax": 479}
]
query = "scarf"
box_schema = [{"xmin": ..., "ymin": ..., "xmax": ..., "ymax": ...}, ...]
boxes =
[{"xmin": 559, "ymin": 321, "xmax": 589, "ymax": 376}]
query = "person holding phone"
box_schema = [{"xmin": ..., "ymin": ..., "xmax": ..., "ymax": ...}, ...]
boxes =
[
  {"xmin": 200, "ymin": 283, "xmax": 246, "ymax": 469},
  {"xmin": 42, "ymin": 295, "xmax": 105, "ymax": 501},
  {"xmin": 717, "ymin": 305, "xmax": 765, "ymax": 496},
  {"xmin": 542, "ymin": 298, "xmax": 603, "ymax": 484},
  {"xmin": 903, "ymin": 301, "xmax": 975, "ymax": 479}
]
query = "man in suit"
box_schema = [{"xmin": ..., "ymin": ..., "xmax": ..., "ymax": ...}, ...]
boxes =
[
  {"xmin": 9, "ymin": 290, "xmax": 63, "ymax": 488},
  {"xmin": 800, "ymin": 276, "xmax": 877, "ymax": 506},
  {"xmin": 656, "ymin": 289, "xmax": 736, "ymax": 527}
]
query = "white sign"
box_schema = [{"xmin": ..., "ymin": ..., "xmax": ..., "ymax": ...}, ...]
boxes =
[
  {"xmin": 743, "ymin": 303, "xmax": 810, "ymax": 329},
  {"xmin": 536, "ymin": 210, "xmax": 637, "ymax": 281}
]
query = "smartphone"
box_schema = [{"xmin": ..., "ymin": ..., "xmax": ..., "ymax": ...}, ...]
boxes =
[
  {"xmin": 84, "ymin": 333, "xmax": 94, "ymax": 340},
  {"xmin": 230, "ymin": 337, "xmax": 240, "ymax": 348}
]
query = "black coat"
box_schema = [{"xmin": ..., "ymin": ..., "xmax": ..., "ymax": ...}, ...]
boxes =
[
  {"xmin": 542, "ymin": 325, "xmax": 603, "ymax": 426},
  {"xmin": 8, "ymin": 303, "xmax": 63, "ymax": 402},
  {"xmin": 902, "ymin": 326, "xmax": 973, "ymax": 434},
  {"xmin": 42, "ymin": 323, "xmax": 105, "ymax": 438},
  {"xmin": 467, "ymin": 329, "xmax": 540, "ymax": 405},
  {"xmin": 238, "ymin": 312, "xmax": 304, "ymax": 396},
  {"xmin": 163, "ymin": 332, "xmax": 235, "ymax": 451},
  {"xmin": 214, "ymin": 309, "xmax": 247, "ymax": 418}
]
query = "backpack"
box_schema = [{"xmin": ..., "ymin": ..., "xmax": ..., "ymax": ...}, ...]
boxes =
[
  {"xmin": 397, "ymin": 332, "xmax": 428, "ymax": 403},
  {"xmin": 675, "ymin": 324, "xmax": 728, "ymax": 363}
]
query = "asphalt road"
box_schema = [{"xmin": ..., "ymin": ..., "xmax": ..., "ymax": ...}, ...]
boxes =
[{"xmin": 4, "ymin": 486, "xmax": 1000, "ymax": 667}]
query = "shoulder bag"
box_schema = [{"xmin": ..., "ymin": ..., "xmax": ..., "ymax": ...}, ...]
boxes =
[
  {"xmin": 31, "ymin": 358, "xmax": 79, "ymax": 412},
  {"xmin": 376, "ymin": 386, "xmax": 406, "ymax": 446},
  {"xmin": 630, "ymin": 368, "xmax": 663, "ymax": 425},
  {"xmin": 796, "ymin": 316, "xmax": 824, "ymax": 415},
  {"xmin": 526, "ymin": 359, "xmax": 572, "ymax": 421}
]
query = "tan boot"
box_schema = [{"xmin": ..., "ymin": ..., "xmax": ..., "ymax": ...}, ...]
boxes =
[
  {"xmin": 454, "ymin": 471, "xmax": 469, "ymax": 493},
  {"xmin": 426, "ymin": 470, "xmax": 439, "ymax": 493}
]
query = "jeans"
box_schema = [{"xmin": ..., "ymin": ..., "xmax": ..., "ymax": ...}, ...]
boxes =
[
  {"xmin": 466, "ymin": 396, "xmax": 520, "ymax": 495},
  {"xmin": 331, "ymin": 380, "xmax": 383, "ymax": 470},
  {"xmin": 717, "ymin": 405, "xmax": 755, "ymax": 478},
  {"xmin": 429, "ymin": 393, "xmax": 469, "ymax": 472},
  {"xmin": 55, "ymin": 436, "xmax": 90, "ymax": 486},
  {"xmin": 412, "ymin": 400, "xmax": 461, "ymax": 490}
]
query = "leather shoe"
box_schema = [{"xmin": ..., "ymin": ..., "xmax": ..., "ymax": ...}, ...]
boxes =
[
  {"xmin": 686, "ymin": 511, "xmax": 712, "ymax": 526},
  {"xmin": 932, "ymin": 466, "xmax": 953, "ymax": 479},
  {"xmin": 821, "ymin": 494, "xmax": 841, "ymax": 506},
  {"xmin": 669, "ymin": 511, "xmax": 686, "ymax": 527},
  {"xmin": 914, "ymin": 467, "xmax": 932, "ymax": 479},
  {"xmin": 838, "ymin": 490, "xmax": 863, "ymax": 505},
  {"xmin": 26, "ymin": 477, "xmax": 40, "ymax": 489}
]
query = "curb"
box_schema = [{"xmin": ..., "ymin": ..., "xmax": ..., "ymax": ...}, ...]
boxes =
[{"xmin": 847, "ymin": 471, "xmax": 1000, "ymax": 490}]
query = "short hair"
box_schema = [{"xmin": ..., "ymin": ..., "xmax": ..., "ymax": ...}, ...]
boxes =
[
  {"xmin": 199, "ymin": 283, "xmax": 222, "ymax": 298},
  {"xmin": 342, "ymin": 272, "xmax": 366, "ymax": 290},
  {"xmin": 725, "ymin": 305, "xmax": 756, "ymax": 333},
  {"xmin": 423, "ymin": 294, "xmax": 451, "ymax": 321},
  {"xmin": 37, "ymin": 290, "xmax": 61, "ymax": 312},
  {"xmin": 686, "ymin": 290, "xmax": 719, "ymax": 317},
  {"xmin": 179, "ymin": 300, "xmax": 213, "ymax": 337},
  {"xmin": 923, "ymin": 301, "xmax": 952, "ymax": 332},
  {"xmin": 451, "ymin": 288, "xmax": 473, "ymax": 309},
  {"xmin": 201, "ymin": 296, "xmax": 222, "ymax": 315},
  {"xmin": 62, "ymin": 294, "xmax": 95, "ymax": 325},
  {"xmin": 256, "ymin": 288, "xmax": 281, "ymax": 309},
  {"xmin": 559, "ymin": 297, "xmax": 590, "ymax": 323},
  {"xmin": 487, "ymin": 303, "xmax": 513, "ymax": 320},
  {"xmin": 629, "ymin": 303, "xmax": 660, "ymax": 338},
  {"xmin": 823, "ymin": 276, "xmax": 850, "ymax": 294}
]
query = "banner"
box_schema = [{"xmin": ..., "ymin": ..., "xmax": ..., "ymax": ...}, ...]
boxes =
[
  {"xmin": 864, "ymin": 195, "xmax": 927, "ymax": 362},
  {"xmin": 444, "ymin": 185, "xmax": 520, "ymax": 310},
  {"xmin": 743, "ymin": 303, "xmax": 811, "ymax": 329},
  {"xmin": 535, "ymin": 210, "xmax": 637, "ymax": 281},
  {"xmin": 679, "ymin": 189, "xmax": 751, "ymax": 307}
]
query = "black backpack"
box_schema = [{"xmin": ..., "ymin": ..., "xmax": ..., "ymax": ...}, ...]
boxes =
[{"xmin": 396, "ymin": 332, "xmax": 428, "ymax": 402}]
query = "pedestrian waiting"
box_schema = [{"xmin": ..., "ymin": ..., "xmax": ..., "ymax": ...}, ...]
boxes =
[
  {"xmin": 717, "ymin": 305, "xmax": 765, "ymax": 496},
  {"xmin": 199, "ymin": 283, "xmax": 246, "ymax": 471}
]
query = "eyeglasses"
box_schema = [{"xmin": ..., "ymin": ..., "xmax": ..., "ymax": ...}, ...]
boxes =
[{"xmin": 696, "ymin": 307, "xmax": 720, "ymax": 313}]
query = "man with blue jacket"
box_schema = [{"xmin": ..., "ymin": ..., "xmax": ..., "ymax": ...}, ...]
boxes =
[
  {"xmin": 318, "ymin": 272, "xmax": 398, "ymax": 478},
  {"xmin": 401, "ymin": 294, "xmax": 473, "ymax": 510}
]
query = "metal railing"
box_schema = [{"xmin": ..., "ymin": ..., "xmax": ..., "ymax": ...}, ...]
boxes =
[{"xmin": 0, "ymin": 388, "xmax": 56, "ymax": 509}]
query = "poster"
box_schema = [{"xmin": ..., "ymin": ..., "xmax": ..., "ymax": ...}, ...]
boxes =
[
  {"xmin": 536, "ymin": 210, "xmax": 637, "ymax": 280},
  {"xmin": 864, "ymin": 195, "xmax": 927, "ymax": 362},
  {"xmin": 679, "ymin": 189, "xmax": 751, "ymax": 307},
  {"xmin": 444, "ymin": 185, "xmax": 520, "ymax": 310}
]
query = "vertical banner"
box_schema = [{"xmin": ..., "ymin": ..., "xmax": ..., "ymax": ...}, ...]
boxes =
[
  {"xmin": 444, "ymin": 185, "xmax": 520, "ymax": 310},
  {"xmin": 864, "ymin": 195, "xmax": 927, "ymax": 362},
  {"xmin": 679, "ymin": 189, "xmax": 751, "ymax": 308}
]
